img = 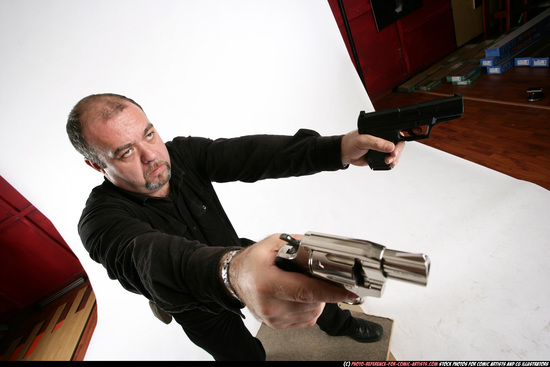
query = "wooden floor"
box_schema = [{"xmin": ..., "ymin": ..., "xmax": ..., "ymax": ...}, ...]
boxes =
[
  {"xmin": 0, "ymin": 279, "xmax": 97, "ymax": 361},
  {"xmin": 372, "ymin": 66, "xmax": 550, "ymax": 191}
]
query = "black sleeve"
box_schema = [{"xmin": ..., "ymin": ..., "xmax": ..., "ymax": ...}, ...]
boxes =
[
  {"xmin": 169, "ymin": 129, "xmax": 347, "ymax": 183},
  {"xmin": 79, "ymin": 196, "xmax": 242, "ymax": 314}
]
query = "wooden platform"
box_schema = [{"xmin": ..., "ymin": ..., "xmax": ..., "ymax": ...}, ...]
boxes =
[
  {"xmin": 0, "ymin": 280, "xmax": 96, "ymax": 361},
  {"xmin": 256, "ymin": 304, "xmax": 394, "ymax": 361}
]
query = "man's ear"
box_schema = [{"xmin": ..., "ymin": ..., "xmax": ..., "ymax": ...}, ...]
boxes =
[{"xmin": 85, "ymin": 159, "xmax": 105, "ymax": 174}]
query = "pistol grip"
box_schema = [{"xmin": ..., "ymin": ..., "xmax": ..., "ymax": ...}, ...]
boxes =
[
  {"xmin": 366, "ymin": 133, "xmax": 401, "ymax": 170},
  {"xmin": 361, "ymin": 128, "xmax": 402, "ymax": 171},
  {"xmin": 366, "ymin": 150, "xmax": 392, "ymax": 170}
]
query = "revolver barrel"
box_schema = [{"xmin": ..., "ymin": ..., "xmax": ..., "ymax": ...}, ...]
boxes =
[{"xmin": 382, "ymin": 249, "xmax": 430, "ymax": 286}]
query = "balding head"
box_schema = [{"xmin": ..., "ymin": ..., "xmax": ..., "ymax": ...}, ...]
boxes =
[{"xmin": 66, "ymin": 93, "xmax": 144, "ymax": 168}]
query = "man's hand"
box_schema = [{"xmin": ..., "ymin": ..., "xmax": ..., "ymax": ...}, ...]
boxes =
[
  {"xmin": 228, "ymin": 234, "xmax": 357, "ymax": 330},
  {"xmin": 341, "ymin": 130, "xmax": 406, "ymax": 168}
]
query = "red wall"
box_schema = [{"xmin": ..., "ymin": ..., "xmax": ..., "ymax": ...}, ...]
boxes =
[
  {"xmin": 328, "ymin": 0, "xmax": 457, "ymax": 98},
  {"xmin": 0, "ymin": 176, "xmax": 86, "ymax": 320}
]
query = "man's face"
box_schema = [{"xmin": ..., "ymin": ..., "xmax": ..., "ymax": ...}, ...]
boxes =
[{"xmin": 83, "ymin": 103, "xmax": 172, "ymax": 197}]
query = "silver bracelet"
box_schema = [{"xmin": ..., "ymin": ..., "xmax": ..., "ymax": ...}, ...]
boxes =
[{"xmin": 221, "ymin": 250, "xmax": 242, "ymax": 303}]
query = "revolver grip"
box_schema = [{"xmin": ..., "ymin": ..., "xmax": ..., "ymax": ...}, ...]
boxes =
[{"xmin": 275, "ymin": 252, "xmax": 302, "ymax": 273}]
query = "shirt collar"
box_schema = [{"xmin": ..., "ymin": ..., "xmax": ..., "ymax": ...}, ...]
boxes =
[{"xmin": 102, "ymin": 172, "xmax": 182, "ymax": 205}]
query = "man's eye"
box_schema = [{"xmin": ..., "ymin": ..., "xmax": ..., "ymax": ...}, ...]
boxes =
[
  {"xmin": 121, "ymin": 149, "xmax": 132, "ymax": 158},
  {"xmin": 146, "ymin": 131, "xmax": 154, "ymax": 140}
]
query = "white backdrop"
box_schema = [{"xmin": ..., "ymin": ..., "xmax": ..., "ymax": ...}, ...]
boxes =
[{"xmin": 1, "ymin": 0, "xmax": 549, "ymax": 361}]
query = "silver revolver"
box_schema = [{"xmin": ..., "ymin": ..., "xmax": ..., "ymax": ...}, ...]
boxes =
[{"xmin": 276, "ymin": 232, "xmax": 430, "ymax": 304}]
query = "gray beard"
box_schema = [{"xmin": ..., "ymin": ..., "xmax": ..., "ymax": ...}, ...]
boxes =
[{"xmin": 145, "ymin": 164, "xmax": 172, "ymax": 191}]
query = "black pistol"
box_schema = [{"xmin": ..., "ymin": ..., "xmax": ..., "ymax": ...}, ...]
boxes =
[{"xmin": 358, "ymin": 94, "xmax": 464, "ymax": 170}]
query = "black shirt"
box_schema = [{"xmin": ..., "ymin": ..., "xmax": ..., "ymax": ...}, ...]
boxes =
[{"xmin": 78, "ymin": 129, "xmax": 346, "ymax": 314}]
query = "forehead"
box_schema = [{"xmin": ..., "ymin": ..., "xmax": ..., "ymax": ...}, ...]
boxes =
[{"xmin": 83, "ymin": 103, "xmax": 151, "ymax": 152}]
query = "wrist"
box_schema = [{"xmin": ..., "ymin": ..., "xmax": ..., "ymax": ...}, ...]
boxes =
[{"xmin": 220, "ymin": 249, "xmax": 242, "ymax": 303}]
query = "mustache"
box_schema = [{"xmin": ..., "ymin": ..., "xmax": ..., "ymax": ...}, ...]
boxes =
[{"xmin": 144, "ymin": 160, "xmax": 170, "ymax": 178}]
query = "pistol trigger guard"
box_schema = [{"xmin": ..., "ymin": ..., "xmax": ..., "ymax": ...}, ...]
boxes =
[
  {"xmin": 399, "ymin": 128, "xmax": 417, "ymax": 142},
  {"xmin": 424, "ymin": 123, "xmax": 434, "ymax": 138},
  {"xmin": 402, "ymin": 125, "xmax": 433, "ymax": 142}
]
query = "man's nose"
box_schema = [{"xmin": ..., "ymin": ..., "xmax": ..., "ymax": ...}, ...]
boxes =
[{"xmin": 140, "ymin": 146, "xmax": 157, "ymax": 163}]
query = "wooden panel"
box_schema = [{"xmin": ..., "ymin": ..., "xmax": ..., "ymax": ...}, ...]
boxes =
[
  {"xmin": 350, "ymin": 11, "xmax": 409, "ymax": 96},
  {"xmin": 328, "ymin": 0, "xmax": 409, "ymax": 97},
  {"xmin": 0, "ymin": 178, "xmax": 29, "ymax": 212},
  {"xmin": 327, "ymin": 0, "xmax": 457, "ymax": 98},
  {"xmin": 328, "ymin": 0, "xmax": 372, "ymax": 22},
  {"xmin": 0, "ymin": 176, "xmax": 85, "ymax": 320},
  {"xmin": 399, "ymin": 1, "xmax": 457, "ymax": 73}
]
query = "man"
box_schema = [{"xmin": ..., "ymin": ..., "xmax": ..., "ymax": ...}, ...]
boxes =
[{"xmin": 66, "ymin": 93, "xmax": 407, "ymax": 360}]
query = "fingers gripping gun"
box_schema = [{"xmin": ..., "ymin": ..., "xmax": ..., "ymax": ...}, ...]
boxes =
[
  {"xmin": 359, "ymin": 94, "xmax": 464, "ymax": 170},
  {"xmin": 276, "ymin": 232, "xmax": 430, "ymax": 305}
]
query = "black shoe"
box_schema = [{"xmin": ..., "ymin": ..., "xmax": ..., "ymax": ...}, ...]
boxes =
[{"xmin": 345, "ymin": 318, "xmax": 383, "ymax": 343}]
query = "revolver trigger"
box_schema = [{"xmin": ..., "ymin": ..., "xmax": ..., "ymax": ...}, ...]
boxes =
[{"xmin": 280, "ymin": 233, "xmax": 300, "ymax": 254}]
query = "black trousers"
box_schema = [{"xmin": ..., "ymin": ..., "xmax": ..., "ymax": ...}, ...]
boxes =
[{"xmin": 172, "ymin": 303, "xmax": 355, "ymax": 361}]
